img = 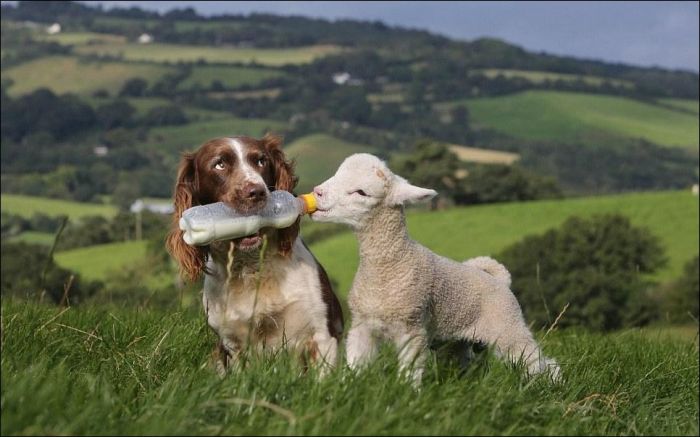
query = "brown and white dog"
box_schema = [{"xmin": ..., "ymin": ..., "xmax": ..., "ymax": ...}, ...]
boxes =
[{"xmin": 166, "ymin": 133, "xmax": 343, "ymax": 374}]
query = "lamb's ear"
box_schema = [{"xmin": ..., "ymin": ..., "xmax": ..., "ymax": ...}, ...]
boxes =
[{"xmin": 386, "ymin": 175, "xmax": 438, "ymax": 206}]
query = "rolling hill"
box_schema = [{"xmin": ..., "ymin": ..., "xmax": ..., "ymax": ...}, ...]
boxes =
[
  {"xmin": 438, "ymin": 90, "xmax": 699, "ymax": 149},
  {"xmin": 74, "ymin": 42, "xmax": 344, "ymax": 66},
  {"xmin": 1, "ymin": 194, "xmax": 118, "ymax": 219},
  {"xmin": 3, "ymin": 56, "xmax": 174, "ymax": 96},
  {"xmin": 283, "ymin": 134, "xmax": 379, "ymax": 193}
]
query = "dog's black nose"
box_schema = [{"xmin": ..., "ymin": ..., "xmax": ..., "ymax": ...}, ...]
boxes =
[{"xmin": 245, "ymin": 183, "xmax": 267, "ymax": 201}]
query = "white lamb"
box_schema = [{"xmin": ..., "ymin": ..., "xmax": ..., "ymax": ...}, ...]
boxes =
[{"xmin": 311, "ymin": 153, "xmax": 560, "ymax": 385}]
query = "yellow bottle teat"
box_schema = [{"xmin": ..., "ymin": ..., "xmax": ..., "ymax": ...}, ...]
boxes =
[{"xmin": 298, "ymin": 193, "xmax": 317, "ymax": 214}]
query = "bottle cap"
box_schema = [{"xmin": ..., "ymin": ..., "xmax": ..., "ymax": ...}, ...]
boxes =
[{"xmin": 298, "ymin": 193, "xmax": 317, "ymax": 214}]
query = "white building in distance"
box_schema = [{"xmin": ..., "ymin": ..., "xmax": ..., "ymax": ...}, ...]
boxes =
[
  {"xmin": 46, "ymin": 23, "xmax": 61, "ymax": 34},
  {"xmin": 138, "ymin": 33, "xmax": 153, "ymax": 44}
]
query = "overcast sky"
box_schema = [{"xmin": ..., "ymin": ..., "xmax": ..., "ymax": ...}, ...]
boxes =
[{"xmin": 80, "ymin": 1, "xmax": 699, "ymax": 72}]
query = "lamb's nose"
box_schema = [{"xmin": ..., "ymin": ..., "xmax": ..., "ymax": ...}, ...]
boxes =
[
  {"xmin": 314, "ymin": 187, "xmax": 324, "ymax": 197},
  {"xmin": 245, "ymin": 183, "xmax": 267, "ymax": 201}
]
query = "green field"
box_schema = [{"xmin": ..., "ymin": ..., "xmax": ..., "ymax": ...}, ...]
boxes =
[
  {"xmin": 309, "ymin": 191, "xmax": 699, "ymax": 298},
  {"xmin": 54, "ymin": 240, "xmax": 148, "ymax": 281},
  {"xmin": 284, "ymin": 133, "xmax": 378, "ymax": 193},
  {"xmin": 8, "ymin": 231, "xmax": 55, "ymax": 245},
  {"xmin": 147, "ymin": 117, "xmax": 288, "ymax": 157},
  {"xmin": 37, "ymin": 31, "xmax": 127, "ymax": 46},
  {"xmin": 3, "ymin": 56, "xmax": 174, "ymax": 96},
  {"xmin": 2, "ymin": 300, "xmax": 697, "ymax": 435},
  {"xmin": 177, "ymin": 65, "xmax": 285, "ymax": 90},
  {"xmin": 75, "ymin": 43, "xmax": 343, "ymax": 66},
  {"xmin": 659, "ymin": 98, "xmax": 699, "ymax": 114},
  {"xmin": 438, "ymin": 90, "xmax": 699, "ymax": 149},
  {"xmin": 1, "ymin": 194, "xmax": 117, "ymax": 219},
  {"xmin": 472, "ymin": 68, "xmax": 634, "ymax": 88}
]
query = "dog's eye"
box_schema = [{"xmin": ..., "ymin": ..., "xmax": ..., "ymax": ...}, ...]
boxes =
[
  {"xmin": 214, "ymin": 159, "xmax": 226, "ymax": 170},
  {"xmin": 255, "ymin": 157, "xmax": 265, "ymax": 167},
  {"xmin": 352, "ymin": 189, "xmax": 368, "ymax": 197}
]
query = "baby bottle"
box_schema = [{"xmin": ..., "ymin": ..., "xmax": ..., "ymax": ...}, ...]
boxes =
[{"xmin": 179, "ymin": 191, "xmax": 316, "ymax": 246}]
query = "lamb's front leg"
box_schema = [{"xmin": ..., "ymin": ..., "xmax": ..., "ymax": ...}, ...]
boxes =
[
  {"xmin": 393, "ymin": 327, "xmax": 429, "ymax": 387},
  {"xmin": 345, "ymin": 319, "xmax": 378, "ymax": 370}
]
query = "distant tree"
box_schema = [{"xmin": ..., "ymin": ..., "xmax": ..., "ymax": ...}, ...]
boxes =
[
  {"xmin": 96, "ymin": 100, "xmax": 136, "ymax": 129},
  {"xmin": 142, "ymin": 105, "xmax": 188, "ymax": 126},
  {"xmin": 390, "ymin": 141, "xmax": 462, "ymax": 210},
  {"xmin": 662, "ymin": 255, "xmax": 699, "ymax": 323},
  {"xmin": 119, "ymin": 78, "xmax": 148, "ymax": 97},
  {"xmin": 457, "ymin": 164, "xmax": 562, "ymax": 205},
  {"xmin": 499, "ymin": 214, "xmax": 667, "ymax": 331}
]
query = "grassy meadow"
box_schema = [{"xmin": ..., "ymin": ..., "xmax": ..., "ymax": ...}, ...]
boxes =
[
  {"xmin": 147, "ymin": 118, "xmax": 288, "ymax": 157},
  {"xmin": 3, "ymin": 56, "xmax": 173, "ymax": 97},
  {"xmin": 1, "ymin": 300, "xmax": 697, "ymax": 435},
  {"xmin": 471, "ymin": 68, "xmax": 634, "ymax": 88},
  {"xmin": 54, "ymin": 240, "xmax": 149, "ymax": 281},
  {"xmin": 439, "ymin": 90, "xmax": 700, "ymax": 149},
  {"xmin": 284, "ymin": 134, "xmax": 379, "ymax": 193},
  {"xmin": 309, "ymin": 190, "xmax": 699, "ymax": 298},
  {"xmin": 177, "ymin": 65, "xmax": 286, "ymax": 90},
  {"xmin": 1, "ymin": 194, "xmax": 117, "ymax": 220},
  {"xmin": 74, "ymin": 43, "xmax": 343, "ymax": 66}
]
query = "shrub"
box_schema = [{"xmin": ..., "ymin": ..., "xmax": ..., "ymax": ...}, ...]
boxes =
[{"xmin": 498, "ymin": 214, "xmax": 666, "ymax": 331}]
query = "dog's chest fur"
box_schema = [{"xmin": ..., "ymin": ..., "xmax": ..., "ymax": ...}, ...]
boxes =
[{"xmin": 202, "ymin": 241, "xmax": 326, "ymax": 352}]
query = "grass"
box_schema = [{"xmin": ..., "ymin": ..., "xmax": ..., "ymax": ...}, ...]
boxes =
[
  {"xmin": 1, "ymin": 194, "xmax": 117, "ymax": 220},
  {"xmin": 1, "ymin": 299, "xmax": 697, "ymax": 435},
  {"xmin": 448, "ymin": 145, "xmax": 520, "ymax": 165},
  {"xmin": 7, "ymin": 231, "xmax": 55, "ymax": 245},
  {"xmin": 177, "ymin": 65, "xmax": 285, "ymax": 90},
  {"xmin": 74, "ymin": 43, "xmax": 343, "ymax": 66},
  {"xmin": 147, "ymin": 117, "xmax": 288, "ymax": 157},
  {"xmin": 659, "ymin": 98, "xmax": 699, "ymax": 114},
  {"xmin": 36, "ymin": 31, "xmax": 127, "ymax": 46},
  {"xmin": 437, "ymin": 90, "xmax": 699, "ymax": 149},
  {"xmin": 309, "ymin": 190, "xmax": 699, "ymax": 299},
  {"xmin": 3, "ymin": 56, "xmax": 174, "ymax": 97},
  {"xmin": 54, "ymin": 241, "xmax": 149, "ymax": 281},
  {"xmin": 284, "ymin": 133, "xmax": 378, "ymax": 193},
  {"xmin": 472, "ymin": 68, "xmax": 634, "ymax": 88}
]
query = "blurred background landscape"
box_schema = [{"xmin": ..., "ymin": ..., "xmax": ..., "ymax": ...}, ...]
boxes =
[{"xmin": 1, "ymin": 0, "xmax": 697, "ymax": 330}]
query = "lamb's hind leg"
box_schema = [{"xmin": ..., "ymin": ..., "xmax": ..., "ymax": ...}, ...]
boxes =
[{"xmin": 470, "ymin": 307, "xmax": 560, "ymax": 381}]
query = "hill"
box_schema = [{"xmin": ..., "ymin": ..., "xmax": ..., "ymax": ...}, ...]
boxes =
[
  {"xmin": 74, "ymin": 42, "xmax": 344, "ymax": 66},
  {"xmin": 54, "ymin": 240, "xmax": 148, "ymax": 281},
  {"xmin": 3, "ymin": 55, "xmax": 173, "ymax": 97},
  {"xmin": 283, "ymin": 134, "xmax": 378, "ymax": 193},
  {"xmin": 1, "ymin": 194, "xmax": 118, "ymax": 219},
  {"xmin": 438, "ymin": 91, "xmax": 699, "ymax": 149},
  {"xmin": 309, "ymin": 190, "xmax": 699, "ymax": 298}
]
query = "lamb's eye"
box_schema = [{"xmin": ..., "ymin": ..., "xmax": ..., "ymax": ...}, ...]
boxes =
[
  {"xmin": 352, "ymin": 189, "xmax": 368, "ymax": 197},
  {"xmin": 214, "ymin": 159, "xmax": 226, "ymax": 170}
]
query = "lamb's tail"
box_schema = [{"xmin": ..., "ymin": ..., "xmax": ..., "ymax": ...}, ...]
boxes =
[{"xmin": 463, "ymin": 256, "xmax": 511, "ymax": 287}]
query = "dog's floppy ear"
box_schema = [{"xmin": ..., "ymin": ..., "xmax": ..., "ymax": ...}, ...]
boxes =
[
  {"xmin": 262, "ymin": 133, "xmax": 299, "ymax": 257},
  {"xmin": 386, "ymin": 175, "xmax": 438, "ymax": 206},
  {"xmin": 166, "ymin": 152, "xmax": 208, "ymax": 282}
]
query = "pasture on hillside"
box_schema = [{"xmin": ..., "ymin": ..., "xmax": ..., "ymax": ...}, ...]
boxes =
[
  {"xmin": 176, "ymin": 65, "xmax": 286, "ymax": 90},
  {"xmin": 283, "ymin": 134, "xmax": 379, "ymax": 193},
  {"xmin": 438, "ymin": 90, "xmax": 700, "ymax": 149},
  {"xmin": 74, "ymin": 43, "xmax": 344, "ymax": 66},
  {"xmin": 2, "ymin": 56, "xmax": 173, "ymax": 97},
  {"xmin": 0, "ymin": 194, "xmax": 117, "ymax": 220},
  {"xmin": 1, "ymin": 300, "xmax": 697, "ymax": 435}
]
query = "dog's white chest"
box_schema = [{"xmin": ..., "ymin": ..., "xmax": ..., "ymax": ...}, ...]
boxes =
[{"xmin": 204, "ymin": 273, "xmax": 288, "ymax": 347}]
